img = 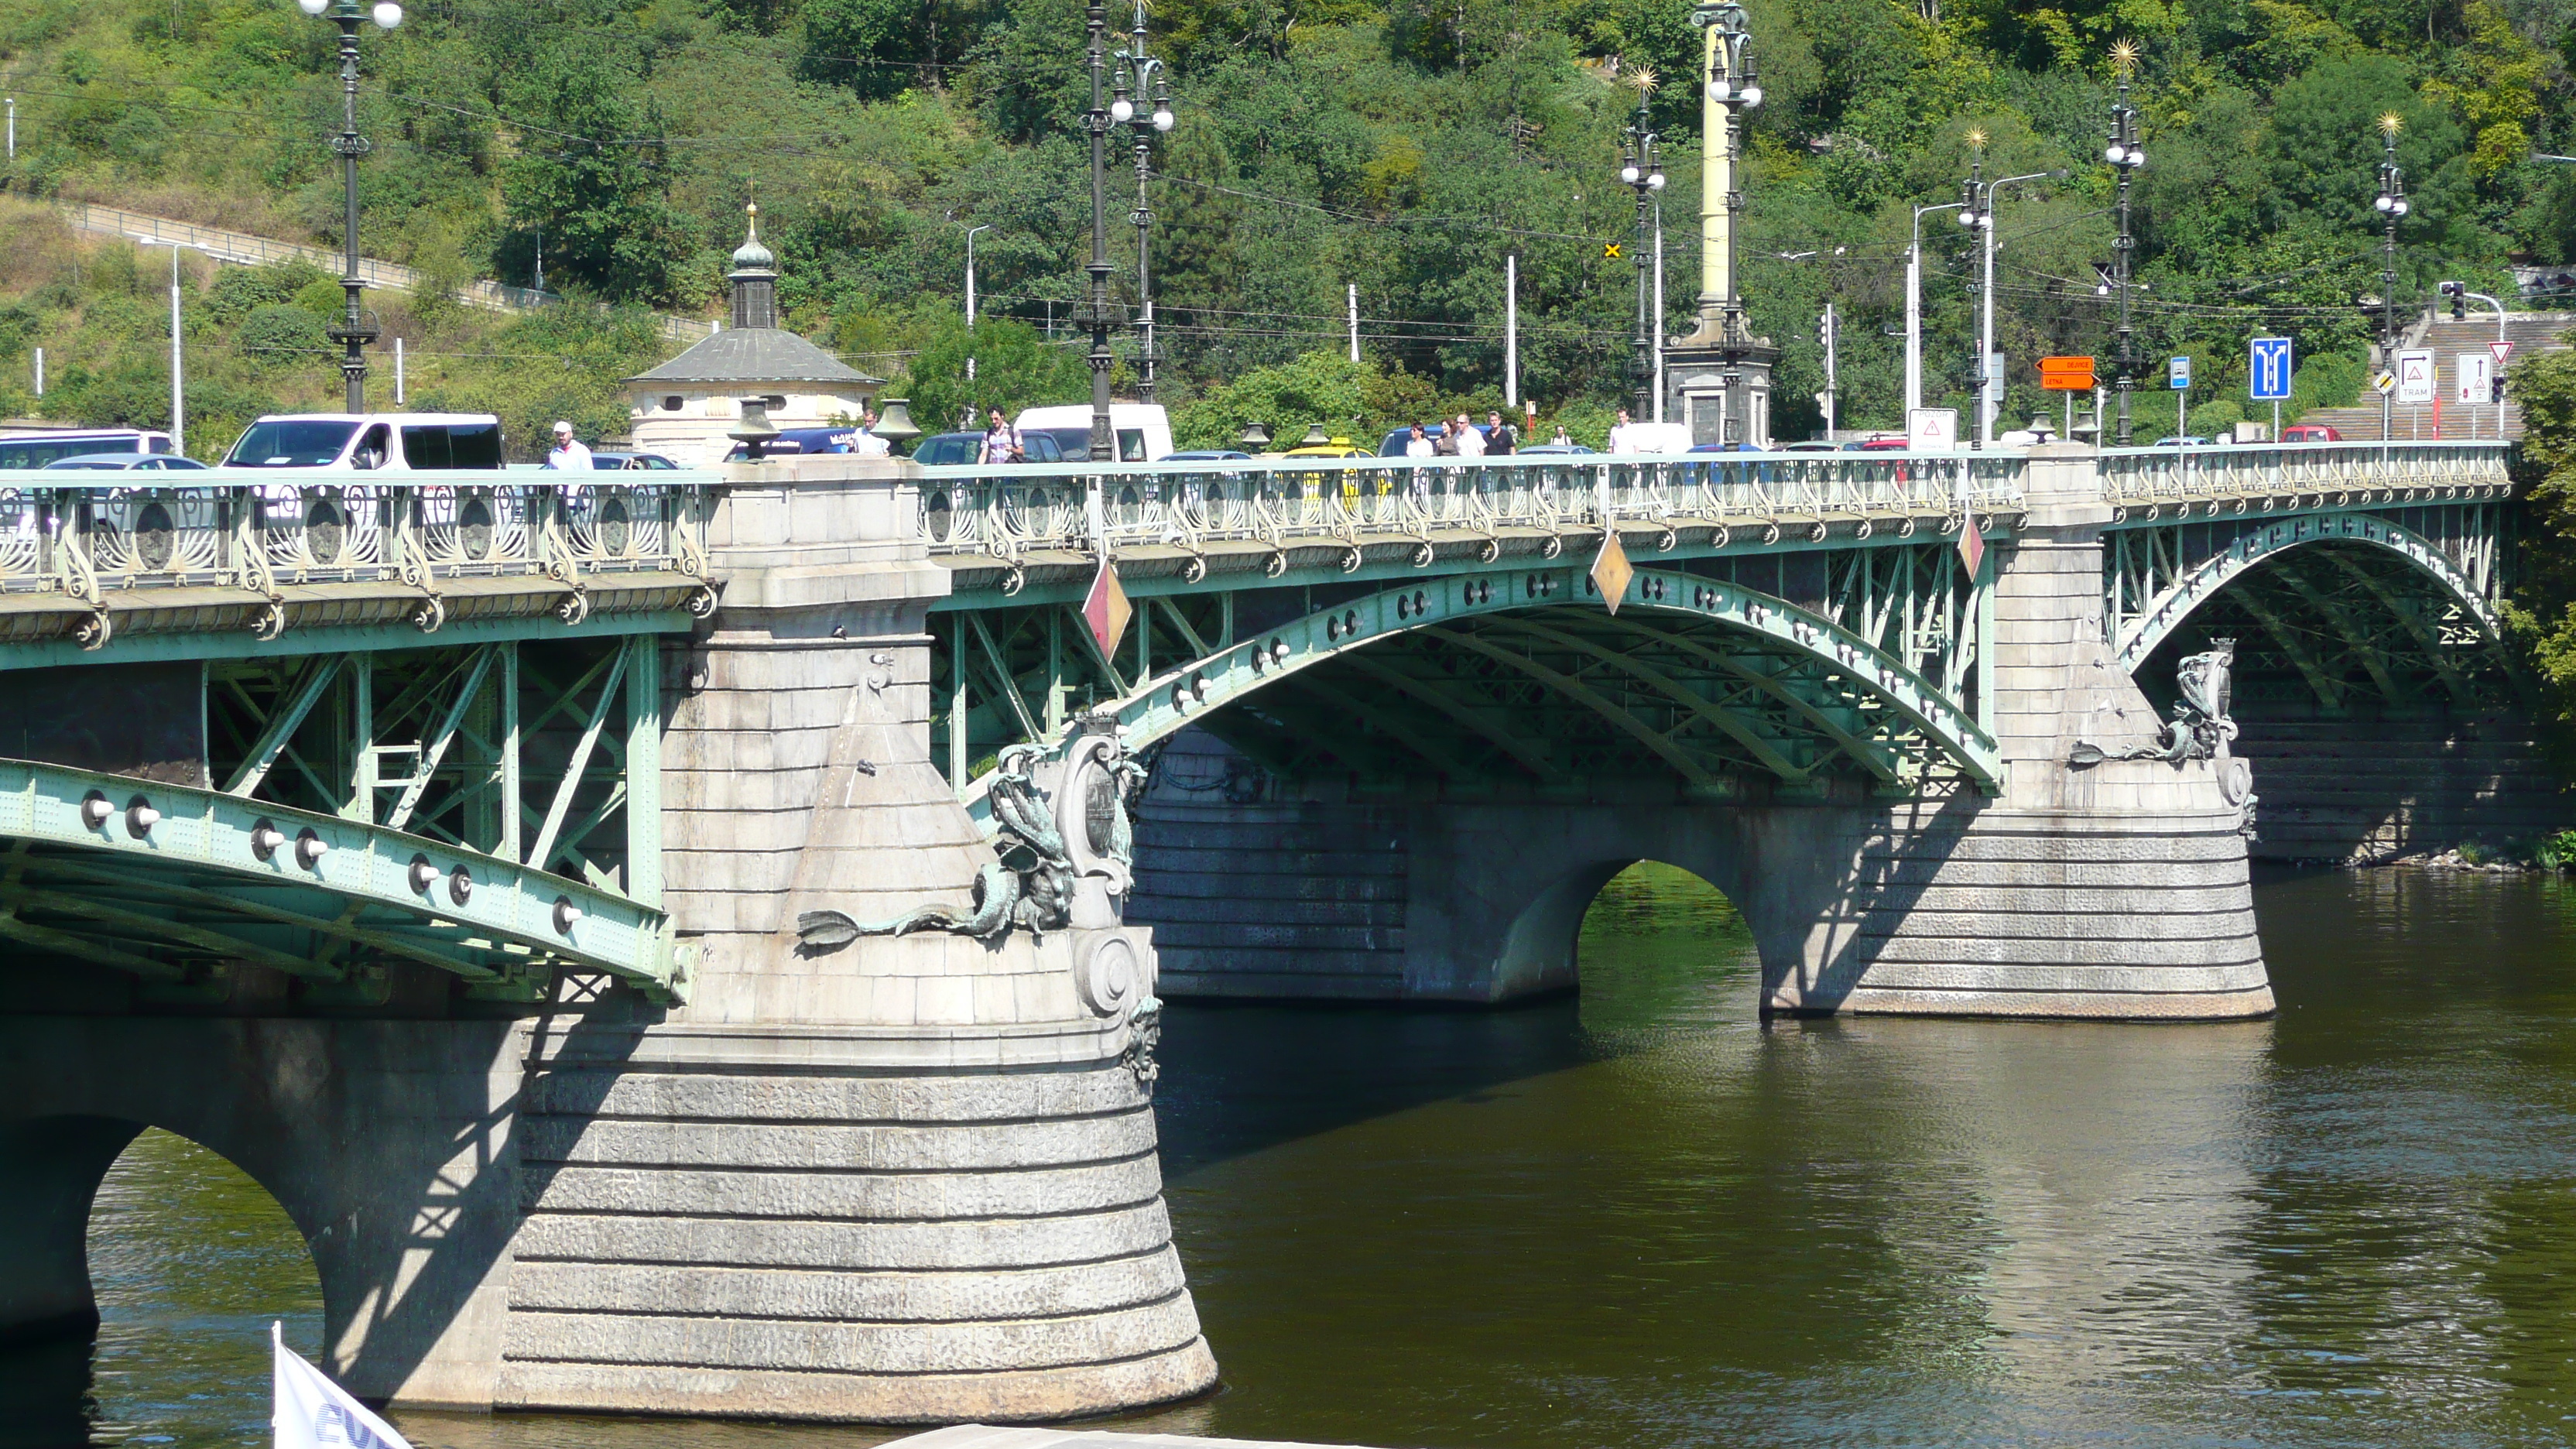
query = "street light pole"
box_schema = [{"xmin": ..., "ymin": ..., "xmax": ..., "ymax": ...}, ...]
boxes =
[
  {"xmin": 296, "ymin": 0, "xmax": 402, "ymax": 413},
  {"xmin": 1909, "ymin": 201, "xmax": 1964, "ymax": 420},
  {"xmin": 132, "ymin": 239, "xmax": 205, "ymax": 456},
  {"xmin": 2373, "ymin": 112, "xmax": 2410, "ymax": 445},
  {"xmin": 1083, "ymin": 2, "xmax": 1116, "ymax": 461},
  {"xmin": 2105, "ymin": 42, "xmax": 2146, "ymax": 444},
  {"xmin": 964, "ymin": 224, "xmax": 990, "ymax": 326},
  {"xmin": 1115, "ymin": 1, "xmax": 1170, "ymax": 403},
  {"xmin": 1966, "ymin": 167, "xmax": 2056, "ymax": 448},
  {"xmin": 1619, "ymin": 75, "xmax": 1667, "ymax": 423}
]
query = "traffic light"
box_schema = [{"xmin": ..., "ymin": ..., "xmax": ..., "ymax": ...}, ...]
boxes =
[
  {"xmin": 2441, "ymin": 280, "xmax": 2465, "ymax": 319},
  {"xmin": 1817, "ymin": 306, "xmax": 1837, "ymax": 351}
]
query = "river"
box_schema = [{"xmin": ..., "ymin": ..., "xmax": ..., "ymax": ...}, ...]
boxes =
[{"xmin": 18, "ymin": 863, "xmax": 2576, "ymax": 1448}]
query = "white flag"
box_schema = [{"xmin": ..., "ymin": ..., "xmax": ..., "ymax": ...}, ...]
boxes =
[{"xmin": 272, "ymin": 1322, "xmax": 413, "ymax": 1449}]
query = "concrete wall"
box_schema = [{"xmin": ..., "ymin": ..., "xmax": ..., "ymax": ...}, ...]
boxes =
[{"xmin": 2230, "ymin": 706, "xmax": 2571, "ymax": 861}]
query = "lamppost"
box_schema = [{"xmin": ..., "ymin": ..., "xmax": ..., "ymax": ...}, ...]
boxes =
[
  {"xmin": 1665, "ymin": 0, "xmax": 1771, "ymax": 444},
  {"xmin": 1907, "ymin": 201, "xmax": 1963, "ymax": 420},
  {"xmin": 129, "ymin": 238, "xmax": 212, "ymax": 457},
  {"xmin": 293, "ymin": 0, "xmax": 402, "ymax": 413},
  {"xmin": 2372, "ymin": 113, "xmax": 2410, "ymax": 443},
  {"xmin": 1619, "ymin": 74, "xmax": 1667, "ymax": 423},
  {"xmin": 2105, "ymin": 40, "xmax": 2146, "ymax": 444},
  {"xmin": 1081, "ymin": 2, "xmax": 1171, "ymax": 458},
  {"xmin": 1112, "ymin": 0, "xmax": 1173, "ymax": 403},
  {"xmin": 1958, "ymin": 156, "xmax": 2057, "ymax": 447}
]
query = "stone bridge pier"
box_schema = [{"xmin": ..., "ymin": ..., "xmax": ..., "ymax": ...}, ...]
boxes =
[{"xmin": 1136, "ymin": 446, "xmax": 2271, "ymax": 1018}]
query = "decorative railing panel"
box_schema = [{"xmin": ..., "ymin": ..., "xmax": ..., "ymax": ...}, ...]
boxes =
[
  {"xmin": 2099, "ymin": 442, "xmax": 2512, "ymax": 511},
  {"xmin": 0, "ymin": 471, "xmax": 718, "ymax": 603},
  {"xmin": 918, "ymin": 452, "xmax": 2031, "ymax": 559}
]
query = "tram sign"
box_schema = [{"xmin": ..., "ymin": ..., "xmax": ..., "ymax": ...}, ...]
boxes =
[
  {"xmin": 2396, "ymin": 348, "xmax": 2436, "ymax": 403},
  {"xmin": 2249, "ymin": 337, "xmax": 2294, "ymax": 402},
  {"xmin": 2038, "ymin": 355, "xmax": 2097, "ymax": 391}
]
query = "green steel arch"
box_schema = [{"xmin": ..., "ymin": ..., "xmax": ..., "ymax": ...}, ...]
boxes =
[
  {"xmin": 967, "ymin": 564, "xmax": 2000, "ymax": 814},
  {"xmin": 2110, "ymin": 512, "xmax": 2502, "ymax": 674},
  {"xmin": 0, "ymin": 759, "xmax": 679, "ymax": 1001}
]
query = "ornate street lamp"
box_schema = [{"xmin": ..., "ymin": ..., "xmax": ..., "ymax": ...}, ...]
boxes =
[
  {"xmin": 293, "ymin": 0, "xmax": 402, "ymax": 412},
  {"xmin": 2373, "ymin": 112, "xmax": 2410, "ymax": 442},
  {"xmin": 2105, "ymin": 40, "xmax": 2146, "ymax": 444},
  {"xmin": 1112, "ymin": 2, "xmax": 1174, "ymax": 403},
  {"xmin": 1663, "ymin": 0, "xmax": 1772, "ymax": 446},
  {"xmin": 1619, "ymin": 73, "xmax": 1667, "ymax": 423},
  {"xmin": 1081, "ymin": 1, "xmax": 1173, "ymax": 460}
]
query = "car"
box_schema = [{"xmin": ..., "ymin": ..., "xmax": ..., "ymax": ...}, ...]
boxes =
[
  {"xmin": 2153, "ymin": 435, "xmax": 2211, "ymax": 447},
  {"xmin": 721, "ymin": 426, "xmax": 896, "ymax": 462},
  {"xmin": 1164, "ymin": 450, "xmax": 1252, "ymax": 461},
  {"xmin": 590, "ymin": 451, "xmax": 682, "ymax": 470},
  {"xmin": 1515, "ymin": 442, "xmax": 1597, "ymax": 455},
  {"xmin": 1284, "ymin": 437, "xmax": 1371, "ymax": 459},
  {"xmin": 1688, "ymin": 441, "xmax": 1766, "ymax": 454},
  {"xmin": 2280, "ymin": 424, "xmax": 2343, "ymax": 443},
  {"xmin": 1379, "ymin": 424, "xmax": 1479, "ymax": 456},
  {"xmin": 903, "ymin": 430, "xmax": 1069, "ymax": 466},
  {"xmin": 1780, "ymin": 440, "xmax": 1843, "ymax": 453},
  {"xmin": 1844, "ymin": 436, "xmax": 1910, "ymax": 451},
  {"xmin": 221, "ymin": 413, "xmax": 505, "ymax": 471},
  {"xmin": 1015, "ymin": 403, "xmax": 1173, "ymax": 462},
  {"xmin": 41, "ymin": 453, "xmax": 211, "ymax": 471},
  {"xmin": 0, "ymin": 429, "xmax": 176, "ymax": 470}
]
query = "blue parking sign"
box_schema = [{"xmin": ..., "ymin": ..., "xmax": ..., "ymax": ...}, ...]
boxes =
[{"xmin": 2250, "ymin": 337, "xmax": 2294, "ymax": 401}]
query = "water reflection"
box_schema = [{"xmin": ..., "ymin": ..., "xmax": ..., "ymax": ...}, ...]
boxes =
[{"xmin": 17, "ymin": 862, "xmax": 2576, "ymax": 1448}]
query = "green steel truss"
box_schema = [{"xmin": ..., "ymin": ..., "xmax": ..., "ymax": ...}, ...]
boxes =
[{"xmin": 934, "ymin": 560, "xmax": 1999, "ymax": 806}]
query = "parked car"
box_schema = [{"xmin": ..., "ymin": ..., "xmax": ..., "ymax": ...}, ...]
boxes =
[
  {"xmin": 1284, "ymin": 436, "xmax": 1371, "ymax": 459},
  {"xmin": 591, "ymin": 451, "xmax": 682, "ymax": 470},
  {"xmin": 1516, "ymin": 442, "xmax": 1597, "ymax": 455},
  {"xmin": 1780, "ymin": 440, "xmax": 1842, "ymax": 453},
  {"xmin": 41, "ymin": 454, "xmax": 211, "ymax": 471},
  {"xmin": 1014, "ymin": 403, "xmax": 1173, "ymax": 462},
  {"xmin": 1688, "ymin": 441, "xmax": 1766, "ymax": 454},
  {"xmin": 1165, "ymin": 450, "xmax": 1252, "ymax": 461},
  {"xmin": 1845, "ymin": 436, "xmax": 1910, "ymax": 451},
  {"xmin": 2153, "ymin": 435, "xmax": 2211, "ymax": 447},
  {"xmin": 903, "ymin": 430, "xmax": 1068, "ymax": 465},
  {"xmin": 221, "ymin": 413, "xmax": 505, "ymax": 471},
  {"xmin": 1377, "ymin": 423, "xmax": 1494, "ymax": 456},
  {"xmin": 0, "ymin": 429, "xmax": 175, "ymax": 470},
  {"xmin": 721, "ymin": 426, "xmax": 895, "ymax": 462},
  {"xmin": 2280, "ymin": 424, "xmax": 2343, "ymax": 443}
]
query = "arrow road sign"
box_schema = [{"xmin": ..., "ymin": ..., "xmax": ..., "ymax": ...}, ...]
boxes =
[
  {"xmin": 2397, "ymin": 348, "xmax": 2436, "ymax": 403},
  {"xmin": 2249, "ymin": 337, "xmax": 2293, "ymax": 401}
]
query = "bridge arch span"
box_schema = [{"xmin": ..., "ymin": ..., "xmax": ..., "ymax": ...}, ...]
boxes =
[
  {"xmin": 967, "ymin": 564, "xmax": 2000, "ymax": 813},
  {"xmin": 2110, "ymin": 512, "xmax": 2508, "ymax": 694}
]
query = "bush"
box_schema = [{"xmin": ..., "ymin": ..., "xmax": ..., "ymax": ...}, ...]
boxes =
[
  {"xmin": 235, "ymin": 303, "xmax": 329, "ymax": 370},
  {"xmin": 204, "ymin": 260, "xmax": 332, "ymax": 327}
]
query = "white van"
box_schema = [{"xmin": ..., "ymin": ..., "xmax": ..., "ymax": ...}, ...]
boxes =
[
  {"xmin": 220, "ymin": 413, "xmax": 506, "ymax": 471},
  {"xmin": 1012, "ymin": 403, "xmax": 1173, "ymax": 464},
  {"xmin": 0, "ymin": 429, "xmax": 174, "ymax": 470}
]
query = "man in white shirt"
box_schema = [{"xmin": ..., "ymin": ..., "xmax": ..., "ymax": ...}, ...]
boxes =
[
  {"xmin": 543, "ymin": 421, "xmax": 593, "ymax": 471},
  {"xmin": 1605, "ymin": 408, "xmax": 1639, "ymax": 455},
  {"xmin": 853, "ymin": 407, "xmax": 892, "ymax": 457},
  {"xmin": 1452, "ymin": 413, "xmax": 1486, "ymax": 457}
]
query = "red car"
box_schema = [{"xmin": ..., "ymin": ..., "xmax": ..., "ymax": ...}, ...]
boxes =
[{"xmin": 2280, "ymin": 424, "xmax": 2342, "ymax": 443}]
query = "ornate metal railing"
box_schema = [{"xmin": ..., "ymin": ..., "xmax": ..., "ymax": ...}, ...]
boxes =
[
  {"xmin": 0, "ymin": 470, "xmax": 716, "ymax": 598},
  {"xmin": 2098, "ymin": 441, "xmax": 2512, "ymax": 512},
  {"xmin": 916, "ymin": 452, "xmax": 2030, "ymax": 559}
]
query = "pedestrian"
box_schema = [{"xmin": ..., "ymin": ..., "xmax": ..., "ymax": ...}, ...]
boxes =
[
  {"xmin": 978, "ymin": 406, "xmax": 1023, "ymax": 464},
  {"xmin": 543, "ymin": 420, "xmax": 592, "ymax": 471},
  {"xmin": 1550, "ymin": 423, "xmax": 1573, "ymax": 447},
  {"xmin": 1485, "ymin": 410, "xmax": 1518, "ymax": 455},
  {"xmin": 1404, "ymin": 423, "xmax": 1436, "ymax": 458},
  {"xmin": 1453, "ymin": 413, "xmax": 1486, "ymax": 457},
  {"xmin": 1605, "ymin": 407, "xmax": 1641, "ymax": 454},
  {"xmin": 854, "ymin": 406, "xmax": 892, "ymax": 457}
]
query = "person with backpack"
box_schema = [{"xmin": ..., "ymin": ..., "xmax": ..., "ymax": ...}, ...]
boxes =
[{"xmin": 978, "ymin": 406, "xmax": 1023, "ymax": 464}]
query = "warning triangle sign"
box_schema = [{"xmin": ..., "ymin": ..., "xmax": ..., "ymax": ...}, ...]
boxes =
[{"xmin": 2491, "ymin": 340, "xmax": 2516, "ymax": 366}]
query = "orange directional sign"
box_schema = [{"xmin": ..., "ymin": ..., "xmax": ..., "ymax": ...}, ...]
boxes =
[{"xmin": 2039, "ymin": 355, "xmax": 2098, "ymax": 392}]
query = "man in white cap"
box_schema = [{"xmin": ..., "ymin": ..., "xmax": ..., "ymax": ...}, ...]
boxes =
[{"xmin": 543, "ymin": 420, "xmax": 592, "ymax": 471}]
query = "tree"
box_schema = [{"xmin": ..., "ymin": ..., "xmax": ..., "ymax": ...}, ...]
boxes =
[
  {"xmin": 498, "ymin": 46, "xmax": 688, "ymax": 305},
  {"xmin": 899, "ymin": 317, "xmax": 1089, "ymax": 437}
]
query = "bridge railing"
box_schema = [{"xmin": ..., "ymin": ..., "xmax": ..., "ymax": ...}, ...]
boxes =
[
  {"xmin": 2098, "ymin": 441, "xmax": 2512, "ymax": 509},
  {"xmin": 916, "ymin": 452, "xmax": 2028, "ymax": 557},
  {"xmin": 0, "ymin": 470, "xmax": 718, "ymax": 601}
]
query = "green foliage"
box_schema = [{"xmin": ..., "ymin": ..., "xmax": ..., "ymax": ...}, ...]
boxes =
[
  {"xmin": 204, "ymin": 261, "xmax": 332, "ymax": 327},
  {"xmin": 235, "ymin": 303, "xmax": 328, "ymax": 371},
  {"xmin": 896, "ymin": 317, "xmax": 1090, "ymax": 437},
  {"xmin": 2533, "ymin": 827, "xmax": 2576, "ymax": 869},
  {"xmin": 498, "ymin": 44, "xmax": 687, "ymax": 304}
]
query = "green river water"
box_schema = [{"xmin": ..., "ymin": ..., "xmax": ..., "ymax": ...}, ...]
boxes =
[{"xmin": 16, "ymin": 863, "xmax": 2576, "ymax": 1448}]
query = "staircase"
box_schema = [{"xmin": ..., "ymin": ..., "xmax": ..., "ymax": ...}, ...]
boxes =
[{"xmin": 2297, "ymin": 311, "xmax": 2575, "ymax": 441}]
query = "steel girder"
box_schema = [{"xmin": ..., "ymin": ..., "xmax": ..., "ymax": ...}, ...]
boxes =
[
  {"xmin": 2108, "ymin": 508, "xmax": 2504, "ymax": 673},
  {"xmin": 949, "ymin": 565, "xmax": 1999, "ymax": 815},
  {"xmin": 0, "ymin": 758, "xmax": 677, "ymax": 1000}
]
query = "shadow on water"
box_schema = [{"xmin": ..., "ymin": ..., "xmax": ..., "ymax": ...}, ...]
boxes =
[{"xmin": 1153, "ymin": 862, "xmax": 1757, "ymax": 1180}]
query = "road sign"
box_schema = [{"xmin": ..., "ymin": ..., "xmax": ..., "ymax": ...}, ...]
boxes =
[
  {"xmin": 2039, "ymin": 355, "xmax": 2097, "ymax": 391},
  {"xmin": 2373, "ymin": 372, "xmax": 2396, "ymax": 396},
  {"xmin": 1602, "ymin": 243, "xmax": 1622, "ymax": 259},
  {"xmin": 2491, "ymin": 340, "xmax": 2516, "ymax": 367},
  {"xmin": 2396, "ymin": 348, "xmax": 2435, "ymax": 403},
  {"xmin": 2249, "ymin": 337, "xmax": 2294, "ymax": 401},
  {"xmin": 2457, "ymin": 352, "xmax": 2493, "ymax": 404},
  {"xmin": 1907, "ymin": 407, "xmax": 1958, "ymax": 450},
  {"xmin": 2168, "ymin": 355, "xmax": 2191, "ymax": 389}
]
